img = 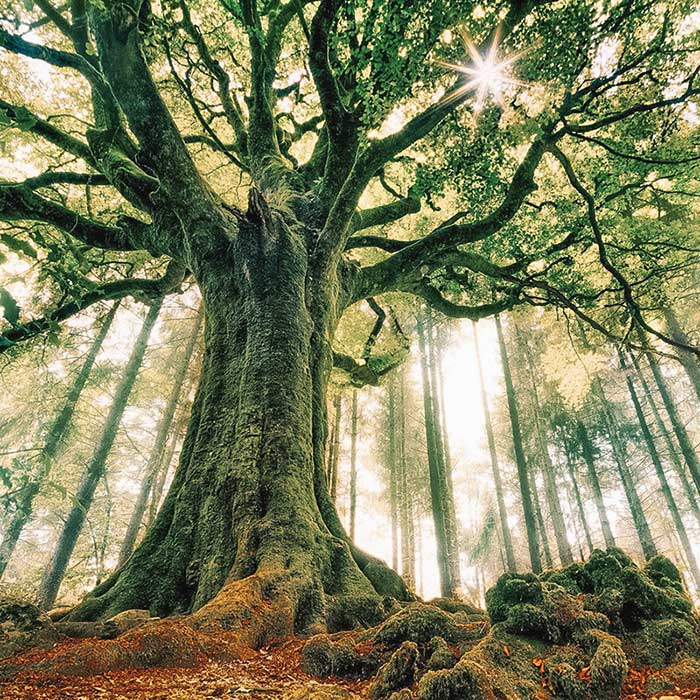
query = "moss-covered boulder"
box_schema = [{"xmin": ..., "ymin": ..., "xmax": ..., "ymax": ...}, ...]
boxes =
[
  {"xmin": 426, "ymin": 636, "xmax": 458, "ymax": 670},
  {"xmin": 326, "ymin": 595, "xmax": 397, "ymax": 633},
  {"xmin": 369, "ymin": 641, "xmax": 419, "ymax": 699},
  {"xmin": 374, "ymin": 604, "xmax": 462, "ymax": 646},
  {"xmin": 485, "ymin": 573, "xmax": 543, "ymax": 623},
  {"xmin": 302, "ymin": 634, "xmax": 381, "ymax": 678},
  {"xmin": 417, "ymin": 657, "xmax": 491, "ymax": 700}
]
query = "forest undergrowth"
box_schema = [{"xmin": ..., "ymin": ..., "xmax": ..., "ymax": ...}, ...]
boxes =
[{"xmin": 1, "ymin": 548, "xmax": 699, "ymax": 700}]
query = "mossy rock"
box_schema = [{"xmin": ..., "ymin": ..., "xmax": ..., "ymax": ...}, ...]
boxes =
[
  {"xmin": 427, "ymin": 636, "xmax": 458, "ymax": 670},
  {"xmin": 0, "ymin": 598, "xmax": 59, "ymax": 660},
  {"xmin": 369, "ymin": 641, "xmax": 419, "ymax": 699},
  {"xmin": 632, "ymin": 617, "xmax": 700, "ymax": 668},
  {"xmin": 374, "ymin": 604, "xmax": 461, "ymax": 646},
  {"xmin": 588, "ymin": 630, "xmax": 628, "ymax": 700},
  {"xmin": 485, "ymin": 573, "xmax": 542, "ymax": 624},
  {"xmin": 584, "ymin": 550, "xmax": 625, "ymax": 595},
  {"xmin": 416, "ymin": 657, "xmax": 491, "ymax": 700},
  {"xmin": 302, "ymin": 634, "xmax": 381, "ymax": 679},
  {"xmin": 327, "ymin": 595, "xmax": 397, "ymax": 633},
  {"xmin": 429, "ymin": 598, "xmax": 482, "ymax": 616}
]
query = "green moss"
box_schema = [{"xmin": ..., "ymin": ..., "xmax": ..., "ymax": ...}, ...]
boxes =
[
  {"xmin": 589, "ymin": 630, "xmax": 628, "ymax": 700},
  {"xmin": 427, "ymin": 636, "xmax": 458, "ymax": 670},
  {"xmin": 485, "ymin": 573, "xmax": 542, "ymax": 623},
  {"xmin": 583, "ymin": 550, "xmax": 624, "ymax": 594},
  {"xmin": 645, "ymin": 555, "xmax": 683, "ymax": 588},
  {"xmin": 375, "ymin": 604, "xmax": 461, "ymax": 646},
  {"xmin": 541, "ymin": 563, "xmax": 592, "ymax": 595},
  {"xmin": 416, "ymin": 658, "xmax": 489, "ymax": 700},
  {"xmin": 634, "ymin": 618, "xmax": 700, "ymax": 668},
  {"xmin": 301, "ymin": 633, "xmax": 380, "ymax": 679},
  {"xmin": 369, "ymin": 641, "xmax": 419, "ymax": 699},
  {"xmin": 502, "ymin": 603, "xmax": 549, "ymax": 638},
  {"xmin": 327, "ymin": 594, "xmax": 396, "ymax": 632}
]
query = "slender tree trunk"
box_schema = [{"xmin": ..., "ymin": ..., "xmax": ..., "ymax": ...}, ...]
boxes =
[
  {"xmin": 494, "ymin": 314, "xmax": 542, "ymax": 573},
  {"xmin": 563, "ymin": 441, "xmax": 594, "ymax": 554},
  {"xmin": 529, "ymin": 466, "xmax": 553, "ymax": 568},
  {"xmin": 328, "ymin": 392, "xmax": 342, "ymax": 503},
  {"xmin": 597, "ymin": 387, "xmax": 657, "ymax": 561},
  {"xmin": 417, "ymin": 310, "xmax": 453, "ymax": 595},
  {"xmin": 397, "ymin": 367, "xmax": 415, "ymax": 589},
  {"xmin": 576, "ymin": 420, "xmax": 616, "ymax": 549},
  {"xmin": 619, "ymin": 349, "xmax": 700, "ymax": 586},
  {"xmin": 517, "ymin": 326, "xmax": 573, "ymax": 565},
  {"xmin": 0, "ymin": 302, "xmax": 119, "ymax": 580},
  {"xmin": 349, "ymin": 389, "xmax": 358, "ymax": 541},
  {"xmin": 662, "ymin": 307, "xmax": 700, "ymax": 402},
  {"xmin": 117, "ymin": 305, "xmax": 203, "ymax": 567},
  {"xmin": 146, "ymin": 418, "xmax": 182, "ymax": 527},
  {"xmin": 387, "ymin": 377, "xmax": 399, "ymax": 571},
  {"xmin": 640, "ymin": 329, "xmax": 700, "ymax": 496},
  {"xmin": 472, "ymin": 320, "xmax": 516, "ymax": 571},
  {"xmin": 426, "ymin": 310, "xmax": 461, "ymax": 589},
  {"xmin": 38, "ymin": 298, "xmax": 163, "ymax": 609},
  {"xmin": 631, "ymin": 352, "xmax": 700, "ymax": 526}
]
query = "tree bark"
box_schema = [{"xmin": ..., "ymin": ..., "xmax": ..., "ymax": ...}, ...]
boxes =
[
  {"xmin": 38, "ymin": 298, "xmax": 163, "ymax": 609},
  {"xmin": 517, "ymin": 325, "xmax": 573, "ymax": 565},
  {"xmin": 327, "ymin": 392, "xmax": 342, "ymax": 504},
  {"xmin": 117, "ymin": 304, "xmax": 203, "ymax": 567},
  {"xmin": 426, "ymin": 309, "xmax": 461, "ymax": 589},
  {"xmin": 662, "ymin": 307, "xmax": 700, "ymax": 402},
  {"xmin": 562, "ymin": 439, "xmax": 594, "ymax": 554},
  {"xmin": 529, "ymin": 465, "xmax": 554, "ymax": 568},
  {"xmin": 494, "ymin": 314, "xmax": 542, "ymax": 573},
  {"xmin": 576, "ymin": 420, "xmax": 616, "ymax": 549},
  {"xmin": 416, "ymin": 309, "xmax": 453, "ymax": 596},
  {"xmin": 472, "ymin": 320, "xmax": 516, "ymax": 571},
  {"xmin": 349, "ymin": 388, "xmax": 358, "ymax": 542},
  {"xmin": 619, "ymin": 348, "xmax": 700, "ymax": 587},
  {"xmin": 397, "ymin": 367, "xmax": 416, "ymax": 589},
  {"xmin": 0, "ymin": 302, "xmax": 119, "ymax": 579},
  {"xmin": 387, "ymin": 377, "xmax": 399, "ymax": 572}
]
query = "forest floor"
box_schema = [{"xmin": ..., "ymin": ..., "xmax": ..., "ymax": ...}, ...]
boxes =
[{"xmin": 1, "ymin": 630, "xmax": 699, "ymax": 700}]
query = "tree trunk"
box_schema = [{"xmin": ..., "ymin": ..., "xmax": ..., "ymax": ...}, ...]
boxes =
[
  {"xmin": 529, "ymin": 465, "xmax": 553, "ymax": 568},
  {"xmin": 517, "ymin": 325, "xmax": 573, "ymax": 565},
  {"xmin": 117, "ymin": 304, "xmax": 203, "ymax": 567},
  {"xmin": 416, "ymin": 309, "xmax": 453, "ymax": 596},
  {"xmin": 662, "ymin": 307, "xmax": 700, "ymax": 402},
  {"xmin": 38, "ymin": 298, "xmax": 163, "ymax": 609},
  {"xmin": 69, "ymin": 217, "xmax": 409, "ymax": 630},
  {"xmin": 596, "ymin": 385, "xmax": 657, "ymax": 561},
  {"xmin": 576, "ymin": 420, "xmax": 616, "ymax": 549},
  {"xmin": 0, "ymin": 302, "xmax": 119, "ymax": 579},
  {"xmin": 640, "ymin": 330, "xmax": 700, "ymax": 497},
  {"xmin": 349, "ymin": 388, "xmax": 358, "ymax": 541},
  {"xmin": 146, "ymin": 416, "xmax": 183, "ymax": 526},
  {"xmin": 494, "ymin": 314, "xmax": 542, "ymax": 573},
  {"xmin": 397, "ymin": 367, "xmax": 416, "ymax": 589},
  {"xmin": 327, "ymin": 392, "xmax": 342, "ymax": 503},
  {"xmin": 619, "ymin": 348, "xmax": 700, "ymax": 587},
  {"xmin": 630, "ymin": 352, "xmax": 700, "ymax": 526},
  {"xmin": 426, "ymin": 309, "xmax": 461, "ymax": 589},
  {"xmin": 562, "ymin": 440, "xmax": 594, "ymax": 554},
  {"xmin": 472, "ymin": 320, "xmax": 516, "ymax": 571},
  {"xmin": 387, "ymin": 377, "xmax": 399, "ymax": 572}
]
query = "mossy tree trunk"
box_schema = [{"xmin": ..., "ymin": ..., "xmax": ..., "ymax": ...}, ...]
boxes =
[
  {"xmin": 327, "ymin": 392, "xmax": 342, "ymax": 504},
  {"xmin": 68, "ymin": 208, "xmax": 409, "ymax": 627},
  {"xmin": 473, "ymin": 319, "xmax": 516, "ymax": 572},
  {"xmin": 562, "ymin": 438, "xmax": 594, "ymax": 554},
  {"xmin": 350, "ymin": 388, "xmax": 358, "ymax": 542},
  {"xmin": 0, "ymin": 301, "xmax": 119, "ymax": 580},
  {"xmin": 397, "ymin": 367, "xmax": 416, "ymax": 589},
  {"xmin": 38, "ymin": 298, "xmax": 163, "ymax": 609},
  {"xmin": 495, "ymin": 314, "xmax": 542, "ymax": 573},
  {"xmin": 117, "ymin": 304, "xmax": 203, "ymax": 567},
  {"xmin": 387, "ymin": 377, "xmax": 399, "ymax": 572}
]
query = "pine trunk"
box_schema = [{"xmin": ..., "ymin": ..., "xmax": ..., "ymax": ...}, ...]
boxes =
[
  {"xmin": 563, "ymin": 442, "xmax": 594, "ymax": 554},
  {"xmin": 529, "ymin": 466, "xmax": 553, "ymax": 568},
  {"xmin": 472, "ymin": 320, "xmax": 516, "ymax": 571},
  {"xmin": 494, "ymin": 314, "xmax": 542, "ymax": 573},
  {"xmin": 349, "ymin": 389, "xmax": 358, "ymax": 541},
  {"xmin": 117, "ymin": 304, "xmax": 203, "ymax": 567},
  {"xmin": 327, "ymin": 392, "xmax": 342, "ymax": 504},
  {"xmin": 0, "ymin": 302, "xmax": 119, "ymax": 579},
  {"xmin": 38, "ymin": 298, "xmax": 163, "ymax": 609},
  {"xmin": 662, "ymin": 307, "xmax": 700, "ymax": 402},
  {"xmin": 397, "ymin": 368, "xmax": 416, "ymax": 589},
  {"xmin": 387, "ymin": 377, "xmax": 399, "ymax": 572}
]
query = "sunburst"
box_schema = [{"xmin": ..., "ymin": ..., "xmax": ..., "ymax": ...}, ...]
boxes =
[{"xmin": 436, "ymin": 27, "xmax": 528, "ymax": 112}]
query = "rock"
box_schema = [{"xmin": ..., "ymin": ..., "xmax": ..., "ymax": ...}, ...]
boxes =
[
  {"xmin": 101, "ymin": 609, "xmax": 154, "ymax": 638},
  {"xmin": 427, "ymin": 636, "xmax": 457, "ymax": 670},
  {"xmin": 417, "ymin": 657, "xmax": 490, "ymax": 700},
  {"xmin": 369, "ymin": 641, "xmax": 418, "ymax": 699},
  {"xmin": 374, "ymin": 603, "xmax": 461, "ymax": 646},
  {"xmin": 0, "ymin": 598, "xmax": 59, "ymax": 659},
  {"xmin": 302, "ymin": 634, "xmax": 380, "ymax": 679},
  {"xmin": 46, "ymin": 606, "xmax": 73, "ymax": 622},
  {"xmin": 56, "ymin": 621, "xmax": 106, "ymax": 638}
]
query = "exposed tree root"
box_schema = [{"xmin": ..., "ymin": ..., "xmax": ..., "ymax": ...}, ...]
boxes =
[{"xmin": 2, "ymin": 548, "xmax": 699, "ymax": 700}]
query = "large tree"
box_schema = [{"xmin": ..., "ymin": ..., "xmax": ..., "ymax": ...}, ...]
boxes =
[{"xmin": 1, "ymin": 0, "xmax": 698, "ymax": 639}]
